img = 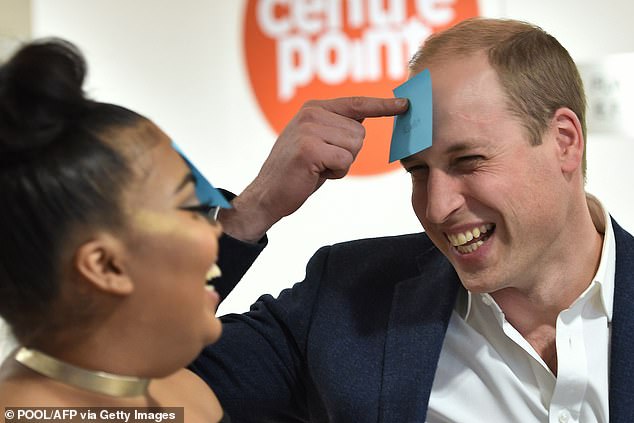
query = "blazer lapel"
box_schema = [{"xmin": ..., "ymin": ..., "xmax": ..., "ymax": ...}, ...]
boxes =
[
  {"xmin": 379, "ymin": 247, "xmax": 460, "ymax": 422},
  {"xmin": 609, "ymin": 218, "xmax": 634, "ymax": 422}
]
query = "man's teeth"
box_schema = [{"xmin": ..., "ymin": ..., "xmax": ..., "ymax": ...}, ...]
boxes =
[
  {"xmin": 206, "ymin": 264, "xmax": 222, "ymax": 281},
  {"xmin": 456, "ymin": 240, "xmax": 484, "ymax": 254},
  {"xmin": 447, "ymin": 224, "xmax": 494, "ymax": 253}
]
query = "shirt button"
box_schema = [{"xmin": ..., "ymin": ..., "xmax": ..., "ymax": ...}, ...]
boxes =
[
  {"xmin": 558, "ymin": 410, "xmax": 571, "ymax": 423},
  {"xmin": 481, "ymin": 295, "xmax": 492, "ymax": 306}
]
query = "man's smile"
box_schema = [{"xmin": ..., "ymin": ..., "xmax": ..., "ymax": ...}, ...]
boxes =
[{"xmin": 446, "ymin": 224, "xmax": 495, "ymax": 254}]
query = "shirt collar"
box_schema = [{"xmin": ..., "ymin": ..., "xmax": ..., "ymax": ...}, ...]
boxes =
[
  {"xmin": 586, "ymin": 193, "xmax": 615, "ymax": 321},
  {"xmin": 458, "ymin": 193, "xmax": 616, "ymax": 322}
]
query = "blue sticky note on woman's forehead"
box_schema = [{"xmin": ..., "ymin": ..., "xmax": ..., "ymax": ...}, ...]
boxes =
[
  {"xmin": 389, "ymin": 69, "xmax": 433, "ymax": 162},
  {"xmin": 171, "ymin": 141, "xmax": 231, "ymax": 209}
]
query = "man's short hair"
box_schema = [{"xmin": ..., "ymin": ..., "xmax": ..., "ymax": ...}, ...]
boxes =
[{"xmin": 409, "ymin": 18, "xmax": 587, "ymax": 176}]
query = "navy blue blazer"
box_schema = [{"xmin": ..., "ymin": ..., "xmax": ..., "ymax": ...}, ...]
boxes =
[{"xmin": 191, "ymin": 218, "xmax": 634, "ymax": 422}]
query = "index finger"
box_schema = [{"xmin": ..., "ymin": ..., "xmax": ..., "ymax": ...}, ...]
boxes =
[{"xmin": 309, "ymin": 96, "xmax": 409, "ymax": 122}]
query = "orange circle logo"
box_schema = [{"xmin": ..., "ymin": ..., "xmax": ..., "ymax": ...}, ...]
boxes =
[{"xmin": 243, "ymin": 0, "xmax": 479, "ymax": 176}]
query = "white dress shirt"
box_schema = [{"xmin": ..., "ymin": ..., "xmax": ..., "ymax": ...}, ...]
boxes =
[{"xmin": 426, "ymin": 195, "xmax": 614, "ymax": 423}]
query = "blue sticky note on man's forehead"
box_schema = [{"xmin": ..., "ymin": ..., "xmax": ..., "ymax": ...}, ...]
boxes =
[
  {"xmin": 171, "ymin": 141, "xmax": 231, "ymax": 209},
  {"xmin": 389, "ymin": 69, "xmax": 433, "ymax": 163}
]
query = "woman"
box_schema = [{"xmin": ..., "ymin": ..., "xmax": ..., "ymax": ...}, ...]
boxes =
[{"xmin": 0, "ymin": 39, "xmax": 229, "ymax": 421}]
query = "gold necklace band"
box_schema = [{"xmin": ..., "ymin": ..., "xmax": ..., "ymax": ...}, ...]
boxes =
[{"xmin": 15, "ymin": 347, "xmax": 150, "ymax": 397}]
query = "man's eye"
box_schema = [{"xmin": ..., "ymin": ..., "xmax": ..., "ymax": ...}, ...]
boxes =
[
  {"xmin": 406, "ymin": 165, "xmax": 429, "ymax": 181},
  {"xmin": 453, "ymin": 155, "xmax": 484, "ymax": 170},
  {"xmin": 457, "ymin": 155, "xmax": 484, "ymax": 163},
  {"xmin": 406, "ymin": 165, "xmax": 428, "ymax": 174}
]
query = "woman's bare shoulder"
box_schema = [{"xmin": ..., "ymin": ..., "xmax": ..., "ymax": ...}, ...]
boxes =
[
  {"xmin": 0, "ymin": 377, "xmax": 65, "ymax": 407},
  {"xmin": 0, "ymin": 358, "xmax": 47, "ymax": 406},
  {"xmin": 150, "ymin": 368, "xmax": 224, "ymax": 422}
]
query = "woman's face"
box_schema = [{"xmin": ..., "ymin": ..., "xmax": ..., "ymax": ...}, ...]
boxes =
[{"xmin": 118, "ymin": 124, "xmax": 223, "ymax": 365}]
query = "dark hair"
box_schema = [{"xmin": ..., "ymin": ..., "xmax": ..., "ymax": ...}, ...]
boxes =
[{"xmin": 0, "ymin": 39, "xmax": 144, "ymax": 343}]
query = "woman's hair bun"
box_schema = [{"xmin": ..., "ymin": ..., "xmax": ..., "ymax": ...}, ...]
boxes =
[{"xmin": 0, "ymin": 38, "xmax": 88, "ymax": 158}]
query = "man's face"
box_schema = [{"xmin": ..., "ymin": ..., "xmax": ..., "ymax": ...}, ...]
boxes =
[{"xmin": 402, "ymin": 53, "xmax": 571, "ymax": 294}]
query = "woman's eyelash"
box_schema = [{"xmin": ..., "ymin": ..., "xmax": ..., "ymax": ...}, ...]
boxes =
[
  {"xmin": 181, "ymin": 204, "xmax": 217, "ymax": 218},
  {"xmin": 181, "ymin": 204, "xmax": 213, "ymax": 213},
  {"xmin": 181, "ymin": 204, "xmax": 220, "ymax": 221}
]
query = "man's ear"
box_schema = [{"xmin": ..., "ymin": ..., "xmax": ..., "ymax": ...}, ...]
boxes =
[
  {"xmin": 74, "ymin": 233, "xmax": 134, "ymax": 296},
  {"xmin": 552, "ymin": 107, "xmax": 584, "ymax": 175}
]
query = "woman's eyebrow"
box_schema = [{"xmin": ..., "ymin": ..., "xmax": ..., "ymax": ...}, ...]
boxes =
[{"xmin": 173, "ymin": 172, "xmax": 196, "ymax": 195}]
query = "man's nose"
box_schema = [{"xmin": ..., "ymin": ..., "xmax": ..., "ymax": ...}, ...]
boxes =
[{"xmin": 425, "ymin": 169, "xmax": 464, "ymax": 224}]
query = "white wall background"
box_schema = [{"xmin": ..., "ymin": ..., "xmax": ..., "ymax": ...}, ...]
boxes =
[{"xmin": 1, "ymin": 0, "xmax": 632, "ymax": 349}]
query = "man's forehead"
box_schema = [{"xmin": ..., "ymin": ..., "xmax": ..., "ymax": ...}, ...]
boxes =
[
  {"xmin": 399, "ymin": 143, "xmax": 434, "ymax": 166},
  {"xmin": 400, "ymin": 139, "xmax": 489, "ymax": 165},
  {"xmin": 390, "ymin": 53, "xmax": 510, "ymax": 165}
]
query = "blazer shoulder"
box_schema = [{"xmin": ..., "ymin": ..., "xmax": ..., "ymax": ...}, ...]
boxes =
[
  {"xmin": 331, "ymin": 232, "xmax": 434, "ymax": 253},
  {"xmin": 316, "ymin": 232, "xmax": 439, "ymax": 282}
]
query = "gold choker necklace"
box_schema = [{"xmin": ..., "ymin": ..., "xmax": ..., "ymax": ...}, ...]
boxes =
[{"xmin": 15, "ymin": 347, "xmax": 150, "ymax": 397}]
